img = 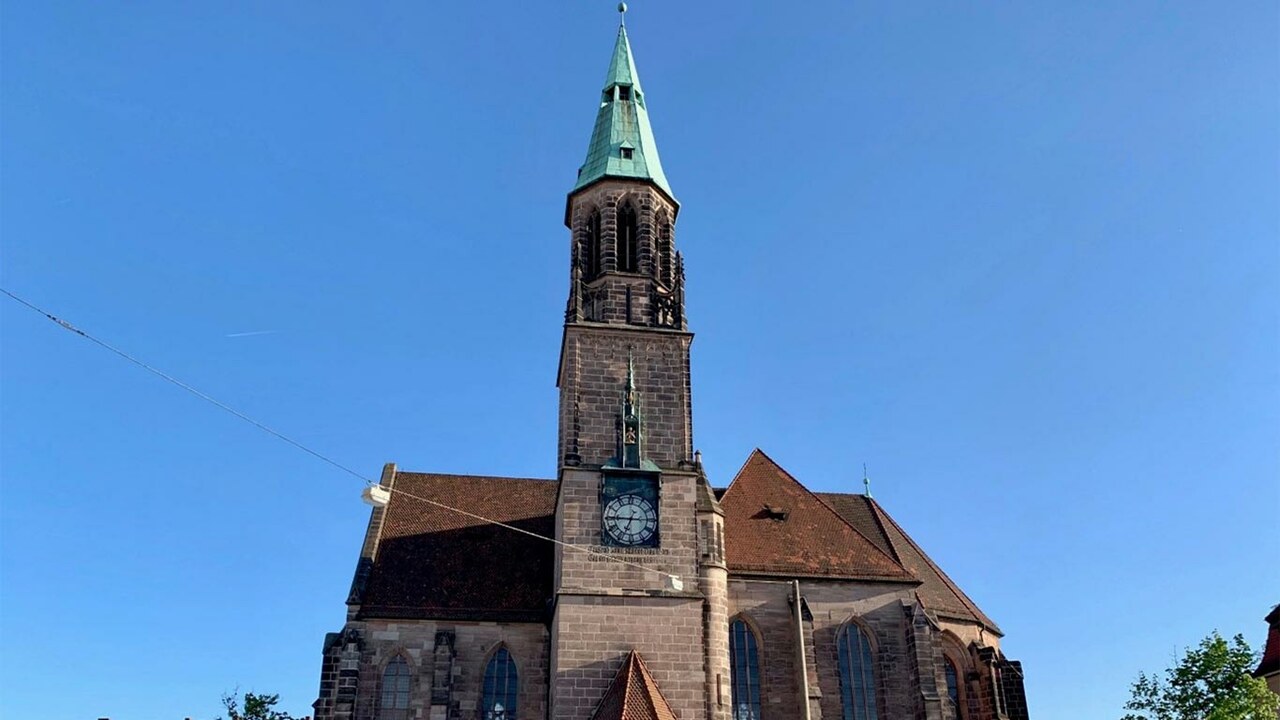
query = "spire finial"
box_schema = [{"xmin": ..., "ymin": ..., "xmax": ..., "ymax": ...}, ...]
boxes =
[
  {"xmin": 618, "ymin": 2, "xmax": 627, "ymax": 25},
  {"xmin": 863, "ymin": 463, "xmax": 873, "ymax": 498}
]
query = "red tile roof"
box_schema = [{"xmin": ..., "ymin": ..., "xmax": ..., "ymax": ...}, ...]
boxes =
[
  {"xmin": 1255, "ymin": 604, "xmax": 1280, "ymax": 678},
  {"xmin": 720, "ymin": 450, "xmax": 915, "ymax": 582},
  {"xmin": 590, "ymin": 650, "xmax": 679, "ymax": 720},
  {"xmin": 352, "ymin": 454, "xmax": 1001, "ymax": 634},
  {"xmin": 356, "ymin": 472, "xmax": 557, "ymax": 622},
  {"xmin": 819, "ymin": 492, "xmax": 1002, "ymax": 634}
]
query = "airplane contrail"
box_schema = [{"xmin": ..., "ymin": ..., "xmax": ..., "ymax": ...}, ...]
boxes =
[{"xmin": 224, "ymin": 330, "xmax": 277, "ymax": 338}]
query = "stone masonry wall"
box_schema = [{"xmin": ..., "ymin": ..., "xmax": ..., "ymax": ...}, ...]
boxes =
[
  {"xmin": 727, "ymin": 578, "xmax": 935, "ymax": 720},
  {"xmin": 550, "ymin": 594, "xmax": 706, "ymax": 720},
  {"xmin": 557, "ymin": 326, "xmax": 693, "ymax": 470},
  {"xmin": 315, "ymin": 619, "xmax": 549, "ymax": 720},
  {"xmin": 567, "ymin": 181, "xmax": 677, "ymax": 285},
  {"xmin": 556, "ymin": 467, "xmax": 700, "ymax": 591}
]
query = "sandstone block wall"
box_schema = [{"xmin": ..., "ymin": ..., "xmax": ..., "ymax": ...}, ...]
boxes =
[
  {"xmin": 550, "ymin": 594, "xmax": 706, "ymax": 720},
  {"xmin": 727, "ymin": 579, "xmax": 937, "ymax": 720},
  {"xmin": 567, "ymin": 182, "xmax": 677, "ymax": 285},
  {"xmin": 556, "ymin": 467, "xmax": 700, "ymax": 591},
  {"xmin": 314, "ymin": 619, "xmax": 549, "ymax": 720},
  {"xmin": 557, "ymin": 327, "xmax": 693, "ymax": 470}
]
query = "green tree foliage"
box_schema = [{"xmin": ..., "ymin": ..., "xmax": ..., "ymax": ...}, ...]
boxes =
[
  {"xmin": 217, "ymin": 690, "xmax": 298, "ymax": 720},
  {"xmin": 1122, "ymin": 631, "xmax": 1278, "ymax": 720}
]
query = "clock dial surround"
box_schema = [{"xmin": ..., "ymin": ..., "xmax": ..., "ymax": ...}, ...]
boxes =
[{"xmin": 602, "ymin": 494, "xmax": 658, "ymax": 546}]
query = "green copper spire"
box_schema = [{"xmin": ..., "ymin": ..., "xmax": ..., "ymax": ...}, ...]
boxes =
[{"xmin": 572, "ymin": 12, "xmax": 676, "ymax": 203}]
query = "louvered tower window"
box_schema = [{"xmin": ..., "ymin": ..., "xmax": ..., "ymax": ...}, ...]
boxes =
[
  {"xmin": 583, "ymin": 210, "xmax": 601, "ymax": 279},
  {"xmin": 483, "ymin": 647, "xmax": 518, "ymax": 720},
  {"xmin": 617, "ymin": 203, "xmax": 638, "ymax": 273},
  {"xmin": 655, "ymin": 218, "xmax": 671, "ymax": 286},
  {"xmin": 379, "ymin": 657, "xmax": 411, "ymax": 720},
  {"xmin": 837, "ymin": 623, "xmax": 878, "ymax": 720},
  {"xmin": 728, "ymin": 619, "xmax": 762, "ymax": 720}
]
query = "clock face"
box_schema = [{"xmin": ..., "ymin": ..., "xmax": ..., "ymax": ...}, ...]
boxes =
[{"xmin": 602, "ymin": 494, "xmax": 658, "ymax": 546}]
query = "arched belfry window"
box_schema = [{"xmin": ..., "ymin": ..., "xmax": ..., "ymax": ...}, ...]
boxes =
[
  {"xmin": 379, "ymin": 656, "xmax": 411, "ymax": 720},
  {"xmin": 617, "ymin": 202, "xmax": 638, "ymax": 273},
  {"xmin": 655, "ymin": 215, "xmax": 672, "ymax": 286},
  {"xmin": 837, "ymin": 622, "xmax": 878, "ymax": 720},
  {"xmin": 729, "ymin": 618, "xmax": 762, "ymax": 720},
  {"xmin": 582, "ymin": 210, "xmax": 602, "ymax": 280},
  {"xmin": 483, "ymin": 647, "xmax": 518, "ymax": 719},
  {"xmin": 944, "ymin": 657, "xmax": 964, "ymax": 719}
]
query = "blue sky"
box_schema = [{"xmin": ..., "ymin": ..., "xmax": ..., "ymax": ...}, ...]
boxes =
[{"xmin": 1, "ymin": 2, "xmax": 1276, "ymax": 718}]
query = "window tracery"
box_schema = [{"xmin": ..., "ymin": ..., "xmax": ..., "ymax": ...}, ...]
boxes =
[
  {"xmin": 483, "ymin": 647, "xmax": 518, "ymax": 719},
  {"xmin": 837, "ymin": 622, "xmax": 878, "ymax": 720},
  {"xmin": 379, "ymin": 656, "xmax": 411, "ymax": 720},
  {"xmin": 729, "ymin": 618, "xmax": 762, "ymax": 720}
]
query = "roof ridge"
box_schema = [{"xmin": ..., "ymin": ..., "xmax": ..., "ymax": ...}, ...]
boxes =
[
  {"xmin": 868, "ymin": 497, "xmax": 1001, "ymax": 635},
  {"xmin": 395, "ymin": 471, "xmax": 555, "ymax": 484},
  {"xmin": 808, "ymin": 488, "xmax": 910, "ymax": 573},
  {"xmin": 619, "ymin": 651, "xmax": 635, "ymax": 715},
  {"xmin": 747, "ymin": 450, "xmax": 911, "ymax": 576},
  {"xmin": 720, "ymin": 447, "xmax": 766, "ymax": 498},
  {"xmin": 632, "ymin": 651, "xmax": 678, "ymax": 718},
  {"xmin": 862, "ymin": 494, "xmax": 903, "ymax": 565}
]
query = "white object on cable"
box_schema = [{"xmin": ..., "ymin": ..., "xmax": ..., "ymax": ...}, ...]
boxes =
[
  {"xmin": 666, "ymin": 575, "xmax": 684, "ymax": 592},
  {"xmin": 361, "ymin": 485, "xmax": 391, "ymax": 508}
]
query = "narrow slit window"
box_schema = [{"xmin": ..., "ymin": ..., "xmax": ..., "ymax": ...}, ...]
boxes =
[
  {"xmin": 655, "ymin": 219, "xmax": 671, "ymax": 284},
  {"xmin": 617, "ymin": 203, "xmax": 638, "ymax": 273},
  {"xmin": 583, "ymin": 211, "xmax": 602, "ymax": 279}
]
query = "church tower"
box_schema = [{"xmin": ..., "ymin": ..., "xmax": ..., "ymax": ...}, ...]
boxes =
[{"xmin": 551, "ymin": 9, "xmax": 729, "ymax": 720}]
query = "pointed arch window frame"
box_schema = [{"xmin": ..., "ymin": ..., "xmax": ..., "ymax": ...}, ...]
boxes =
[
  {"xmin": 482, "ymin": 644, "xmax": 519, "ymax": 720},
  {"xmin": 582, "ymin": 208, "xmax": 602, "ymax": 281},
  {"xmin": 939, "ymin": 633, "xmax": 970, "ymax": 720},
  {"xmin": 654, "ymin": 212, "xmax": 672, "ymax": 287},
  {"xmin": 728, "ymin": 615, "xmax": 763, "ymax": 720},
  {"xmin": 836, "ymin": 618, "xmax": 880, "ymax": 720},
  {"xmin": 378, "ymin": 654, "xmax": 412, "ymax": 720},
  {"xmin": 616, "ymin": 200, "xmax": 640, "ymax": 274}
]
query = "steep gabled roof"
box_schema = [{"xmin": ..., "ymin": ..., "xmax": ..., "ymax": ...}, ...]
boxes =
[
  {"xmin": 356, "ymin": 472, "xmax": 557, "ymax": 622},
  {"xmin": 819, "ymin": 492, "xmax": 1002, "ymax": 635},
  {"xmin": 590, "ymin": 650, "xmax": 679, "ymax": 720},
  {"xmin": 719, "ymin": 450, "xmax": 915, "ymax": 582}
]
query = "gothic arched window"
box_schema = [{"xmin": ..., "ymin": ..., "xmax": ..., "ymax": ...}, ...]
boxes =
[
  {"xmin": 655, "ymin": 216, "xmax": 672, "ymax": 286},
  {"xmin": 729, "ymin": 618, "xmax": 762, "ymax": 720},
  {"xmin": 483, "ymin": 647, "xmax": 518, "ymax": 720},
  {"xmin": 837, "ymin": 622, "xmax": 878, "ymax": 720},
  {"xmin": 944, "ymin": 657, "xmax": 963, "ymax": 718},
  {"xmin": 617, "ymin": 202, "xmax": 638, "ymax": 273},
  {"xmin": 379, "ymin": 657, "xmax": 411, "ymax": 720},
  {"xmin": 583, "ymin": 210, "xmax": 602, "ymax": 280}
]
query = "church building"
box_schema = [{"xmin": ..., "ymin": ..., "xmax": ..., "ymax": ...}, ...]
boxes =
[{"xmin": 313, "ymin": 11, "xmax": 1030, "ymax": 720}]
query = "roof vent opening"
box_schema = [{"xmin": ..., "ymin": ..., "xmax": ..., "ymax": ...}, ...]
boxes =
[
  {"xmin": 618, "ymin": 86, "xmax": 632, "ymax": 101},
  {"xmin": 620, "ymin": 147, "xmax": 634, "ymax": 160},
  {"xmin": 762, "ymin": 504, "xmax": 789, "ymax": 521}
]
